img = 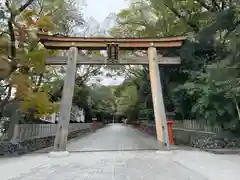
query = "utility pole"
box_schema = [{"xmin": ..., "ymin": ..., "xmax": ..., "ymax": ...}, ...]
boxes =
[
  {"xmin": 49, "ymin": 47, "xmax": 77, "ymax": 157},
  {"xmin": 148, "ymin": 44, "xmax": 170, "ymax": 150}
]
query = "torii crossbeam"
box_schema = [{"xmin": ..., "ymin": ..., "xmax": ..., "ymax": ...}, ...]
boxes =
[
  {"xmin": 39, "ymin": 33, "xmax": 186, "ymax": 155},
  {"xmin": 39, "ymin": 34, "xmax": 185, "ymax": 50},
  {"xmin": 45, "ymin": 55, "xmax": 181, "ymax": 65}
]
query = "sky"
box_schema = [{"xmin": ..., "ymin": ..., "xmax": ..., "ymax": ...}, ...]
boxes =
[
  {"xmin": 83, "ymin": 0, "xmax": 129, "ymax": 23},
  {"xmin": 83, "ymin": 0, "xmax": 128, "ymax": 85}
]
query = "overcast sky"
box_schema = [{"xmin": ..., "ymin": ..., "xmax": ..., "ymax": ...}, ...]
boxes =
[
  {"xmin": 83, "ymin": 0, "xmax": 128, "ymax": 85},
  {"xmin": 83, "ymin": 0, "xmax": 128, "ymax": 23}
]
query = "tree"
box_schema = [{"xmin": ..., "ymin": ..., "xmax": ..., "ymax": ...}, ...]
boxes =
[
  {"xmin": 0, "ymin": 0, "xmax": 86, "ymax": 138},
  {"xmin": 114, "ymin": 66, "xmax": 153, "ymax": 122},
  {"xmin": 89, "ymin": 85, "xmax": 117, "ymax": 120},
  {"xmin": 110, "ymin": 0, "xmax": 240, "ymax": 134}
]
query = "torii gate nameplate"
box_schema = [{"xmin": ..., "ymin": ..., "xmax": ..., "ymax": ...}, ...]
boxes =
[{"xmin": 107, "ymin": 43, "xmax": 119, "ymax": 64}]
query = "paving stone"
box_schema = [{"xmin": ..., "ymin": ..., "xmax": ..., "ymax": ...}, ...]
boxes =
[
  {"xmin": 7, "ymin": 151, "xmax": 206, "ymax": 180},
  {"xmin": 1, "ymin": 124, "xmax": 239, "ymax": 180},
  {"xmin": 66, "ymin": 124, "xmax": 160, "ymax": 152}
]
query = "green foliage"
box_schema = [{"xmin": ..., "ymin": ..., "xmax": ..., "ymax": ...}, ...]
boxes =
[
  {"xmin": 110, "ymin": 0, "xmax": 240, "ymax": 133},
  {"xmin": 85, "ymin": 85, "xmax": 118, "ymax": 121},
  {"xmin": 0, "ymin": 0, "xmax": 84, "ymax": 122},
  {"xmin": 116, "ymin": 84, "xmax": 138, "ymax": 115},
  {"xmin": 113, "ymin": 67, "xmax": 152, "ymax": 121}
]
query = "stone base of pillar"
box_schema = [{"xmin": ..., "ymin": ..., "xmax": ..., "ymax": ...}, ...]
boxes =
[
  {"xmin": 155, "ymin": 141, "xmax": 166, "ymax": 149},
  {"xmin": 48, "ymin": 151, "xmax": 70, "ymax": 158},
  {"xmin": 155, "ymin": 143, "xmax": 178, "ymax": 154},
  {"xmin": 156, "ymin": 150, "xmax": 173, "ymax": 154}
]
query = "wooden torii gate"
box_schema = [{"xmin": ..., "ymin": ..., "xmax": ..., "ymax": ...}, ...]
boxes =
[{"xmin": 39, "ymin": 34, "xmax": 185, "ymax": 155}]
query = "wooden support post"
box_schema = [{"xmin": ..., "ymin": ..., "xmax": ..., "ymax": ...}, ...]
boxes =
[
  {"xmin": 53, "ymin": 47, "xmax": 77, "ymax": 152},
  {"xmin": 148, "ymin": 44, "xmax": 170, "ymax": 150},
  {"xmin": 10, "ymin": 124, "xmax": 20, "ymax": 144}
]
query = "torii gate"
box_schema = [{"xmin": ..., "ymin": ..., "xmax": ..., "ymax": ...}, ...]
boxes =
[{"xmin": 39, "ymin": 34, "xmax": 185, "ymax": 155}]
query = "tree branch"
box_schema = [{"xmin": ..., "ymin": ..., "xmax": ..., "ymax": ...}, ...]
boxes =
[
  {"xmin": 5, "ymin": 1, "xmax": 14, "ymax": 59},
  {"xmin": 7, "ymin": 15, "xmax": 16, "ymax": 60},
  {"xmin": 220, "ymin": 0, "xmax": 226, "ymax": 10},
  {"xmin": 223, "ymin": 21, "xmax": 240, "ymax": 42},
  {"xmin": 5, "ymin": 0, "xmax": 36, "ymax": 71},
  {"xmin": 37, "ymin": 0, "xmax": 44, "ymax": 16},
  {"xmin": 0, "ymin": 84, "xmax": 12, "ymax": 108},
  {"xmin": 211, "ymin": 0, "xmax": 221, "ymax": 12},
  {"xmin": 0, "ymin": 84, "xmax": 10, "ymax": 88},
  {"xmin": 0, "ymin": 31, "xmax": 10, "ymax": 36},
  {"xmin": 34, "ymin": 73, "xmax": 43, "ymax": 92},
  {"xmin": 19, "ymin": 0, "xmax": 35, "ymax": 13},
  {"xmin": 195, "ymin": 0, "xmax": 216, "ymax": 12},
  {"xmin": 75, "ymin": 67, "xmax": 100, "ymax": 86},
  {"xmin": 165, "ymin": 4, "xmax": 200, "ymax": 33}
]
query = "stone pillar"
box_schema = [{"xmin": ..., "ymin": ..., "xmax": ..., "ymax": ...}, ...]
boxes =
[
  {"xmin": 148, "ymin": 44, "xmax": 170, "ymax": 150},
  {"xmin": 50, "ymin": 47, "xmax": 77, "ymax": 156}
]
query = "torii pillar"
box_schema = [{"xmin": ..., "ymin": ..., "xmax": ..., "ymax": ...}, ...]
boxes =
[
  {"xmin": 48, "ymin": 47, "xmax": 77, "ymax": 157},
  {"xmin": 148, "ymin": 43, "xmax": 170, "ymax": 150}
]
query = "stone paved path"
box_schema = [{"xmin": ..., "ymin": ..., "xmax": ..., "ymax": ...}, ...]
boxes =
[
  {"xmin": 66, "ymin": 123, "xmax": 161, "ymax": 152},
  {"xmin": 0, "ymin": 124, "xmax": 239, "ymax": 180}
]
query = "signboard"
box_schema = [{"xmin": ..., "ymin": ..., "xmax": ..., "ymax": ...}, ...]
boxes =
[
  {"xmin": 40, "ymin": 107, "xmax": 85, "ymax": 123},
  {"xmin": 40, "ymin": 113, "xmax": 57, "ymax": 123}
]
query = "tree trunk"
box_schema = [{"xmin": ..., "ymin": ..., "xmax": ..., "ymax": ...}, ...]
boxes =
[{"xmin": 233, "ymin": 97, "xmax": 240, "ymax": 121}]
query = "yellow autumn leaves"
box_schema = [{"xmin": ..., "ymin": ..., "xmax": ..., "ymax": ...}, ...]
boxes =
[
  {"xmin": 20, "ymin": 91, "xmax": 59, "ymax": 118},
  {"xmin": 6, "ymin": 8, "xmax": 59, "ymax": 117}
]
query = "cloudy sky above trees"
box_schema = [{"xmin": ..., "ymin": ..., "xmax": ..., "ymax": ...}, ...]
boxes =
[
  {"xmin": 84, "ymin": 0, "xmax": 128, "ymax": 22},
  {"xmin": 83, "ymin": 0, "xmax": 128, "ymax": 85}
]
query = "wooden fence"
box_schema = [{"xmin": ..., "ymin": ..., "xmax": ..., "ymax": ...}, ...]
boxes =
[
  {"xmin": 172, "ymin": 120, "xmax": 221, "ymax": 133},
  {"xmin": 140, "ymin": 120, "xmax": 222, "ymax": 134},
  {"xmin": 7, "ymin": 123, "xmax": 101, "ymax": 142}
]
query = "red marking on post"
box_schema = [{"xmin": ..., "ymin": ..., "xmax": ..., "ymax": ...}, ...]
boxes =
[
  {"xmin": 167, "ymin": 121, "xmax": 174, "ymax": 145},
  {"xmin": 92, "ymin": 119, "xmax": 97, "ymax": 131}
]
